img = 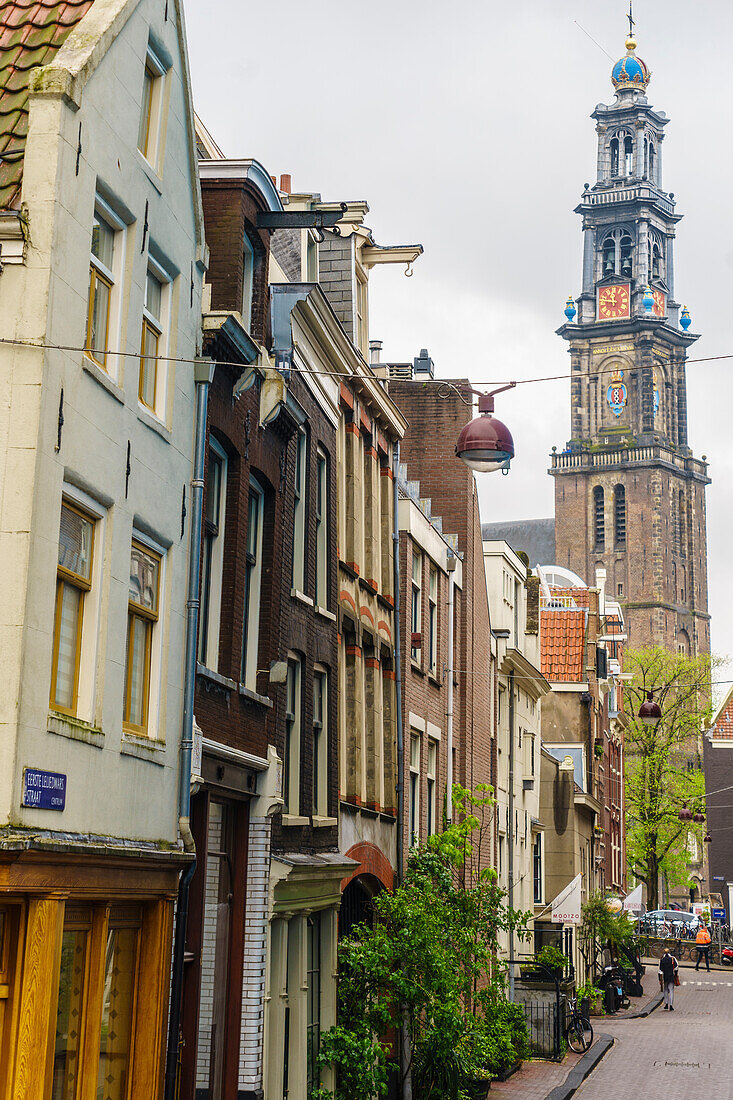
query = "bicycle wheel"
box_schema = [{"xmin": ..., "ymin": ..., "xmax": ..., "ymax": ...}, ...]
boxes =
[
  {"xmin": 650, "ymin": 942, "xmax": 664, "ymax": 959},
  {"xmin": 566, "ymin": 1018, "xmax": 593, "ymax": 1054}
]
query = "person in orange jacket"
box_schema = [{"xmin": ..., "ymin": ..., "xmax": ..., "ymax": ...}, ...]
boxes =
[{"xmin": 695, "ymin": 922, "xmax": 712, "ymax": 971}]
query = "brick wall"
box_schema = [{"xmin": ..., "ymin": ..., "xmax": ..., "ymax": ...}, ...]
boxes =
[
  {"xmin": 390, "ymin": 381, "xmax": 495, "ymax": 872},
  {"xmin": 317, "ymin": 235, "xmax": 355, "ymax": 340}
]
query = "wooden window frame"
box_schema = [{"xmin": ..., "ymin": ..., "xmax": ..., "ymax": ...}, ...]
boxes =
[
  {"xmin": 315, "ymin": 449, "xmax": 328, "ymax": 609},
  {"xmin": 241, "ymin": 476, "xmax": 264, "ymax": 689},
  {"xmin": 312, "ymin": 667, "xmax": 328, "ymax": 816},
  {"xmin": 50, "ymin": 501, "xmax": 95, "ymax": 717},
  {"xmin": 428, "ymin": 566, "xmax": 438, "ymax": 675},
  {"xmin": 284, "ymin": 655, "xmax": 302, "ymax": 815},
  {"xmin": 137, "ymin": 46, "xmax": 167, "ymax": 167},
  {"xmin": 123, "ymin": 539, "xmax": 161, "ymax": 736},
  {"xmin": 292, "ymin": 427, "xmax": 308, "ymax": 593},
  {"xmin": 198, "ymin": 440, "xmax": 227, "ymax": 669}
]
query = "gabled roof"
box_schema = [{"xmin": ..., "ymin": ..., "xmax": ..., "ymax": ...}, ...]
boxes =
[
  {"xmin": 711, "ymin": 685, "xmax": 733, "ymax": 740},
  {"xmin": 0, "ymin": 0, "xmax": 94, "ymax": 210},
  {"xmin": 540, "ymin": 606, "xmax": 587, "ymax": 682}
]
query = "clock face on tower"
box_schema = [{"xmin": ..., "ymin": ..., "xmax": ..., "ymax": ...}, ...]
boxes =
[
  {"xmin": 597, "ymin": 284, "xmax": 631, "ymax": 320},
  {"xmin": 652, "ymin": 289, "xmax": 666, "ymax": 317}
]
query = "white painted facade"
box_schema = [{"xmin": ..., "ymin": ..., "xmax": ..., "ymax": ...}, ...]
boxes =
[
  {"xmin": 0, "ymin": 0, "xmax": 205, "ymax": 842},
  {"xmin": 484, "ymin": 541, "xmax": 549, "ymax": 943}
]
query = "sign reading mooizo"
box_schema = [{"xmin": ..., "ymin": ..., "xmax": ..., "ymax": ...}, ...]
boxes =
[{"xmin": 22, "ymin": 768, "xmax": 67, "ymax": 811}]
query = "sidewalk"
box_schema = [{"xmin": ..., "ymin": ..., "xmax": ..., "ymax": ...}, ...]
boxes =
[{"xmin": 491, "ymin": 972, "xmax": 659, "ymax": 1099}]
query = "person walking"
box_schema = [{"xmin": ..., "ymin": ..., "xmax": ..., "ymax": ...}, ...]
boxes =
[
  {"xmin": 658, "ymin": 947, "xmax": 679, "ymax": 1010},
  {"xmin": 695, "ymin": 922, "xmax": 712, "ymax": 971}
]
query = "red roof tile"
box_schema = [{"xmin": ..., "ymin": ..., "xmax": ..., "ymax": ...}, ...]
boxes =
[
  {"xmin": 0, "ymin": 0, "xmax": 94, "ymax": 209},
  {"xmin": 712, "ymin": 687, "xmax": 733, "ymax": 740},
  {"xmin": 540, "ymin": 607, "xmax": 587, "ymax": 683}
]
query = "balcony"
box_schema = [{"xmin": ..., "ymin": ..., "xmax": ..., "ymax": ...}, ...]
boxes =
[{"xmin": 550, "ymin": 443, "xmax": 709, "ymax": 483}]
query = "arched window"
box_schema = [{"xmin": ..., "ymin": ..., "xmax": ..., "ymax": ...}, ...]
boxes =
[
  {"xmin": 678, "ymin": 489, "xmax": 686, "ymax": 555},
  {"xmin": 649, "ymin": 143, "xmax": 656, "ymax": 183},
  {"xmin": 643, "ymin": 138, "xmax": 649, "ymax": 178},
  {"xmin": 602, "ymin": 236, "xmax": 616, "ymax": 276},
  {"xmin": 624, "ymin": 135, "xmax": 634, "ymax": 177},
  {"xmin": 619, "ymin": 234, "xmax": 633, "ymax": 278},
  {"xmin": 610, "ymin": 137, "xmax": 620, "ymax": 178},
  {"xmin": 614, "ymin": 485, "xmax": 626, "ymax": 549},
  {"xmin": 647, "ymin": 234, "xmax": 664, "ymax": 281},
  {"xmin": 594, "ymin": 486, "xmax": 605, "ymax": 550}
]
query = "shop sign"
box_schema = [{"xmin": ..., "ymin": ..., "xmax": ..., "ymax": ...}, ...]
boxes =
[{"xmin": 22, "ymin": 767, "xmax": 66, "ymax": 810}]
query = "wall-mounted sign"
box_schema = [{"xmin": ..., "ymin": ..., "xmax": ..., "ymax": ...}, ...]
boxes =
[
  {"xmin": 592, "ymin": 343, "xmax": 634, "ymax": 355},
  {"xmin": 22, "ymin": 768, "xmax": 66, "ymax": 811},
  {"xmin": 597, "ymin": 284, "xmax": 631, "ymax": 321}
]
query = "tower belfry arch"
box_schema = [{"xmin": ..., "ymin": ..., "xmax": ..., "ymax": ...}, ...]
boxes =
[{"xmin": 551, "ymin": 23, "xmax": 710, "ymax": 656}]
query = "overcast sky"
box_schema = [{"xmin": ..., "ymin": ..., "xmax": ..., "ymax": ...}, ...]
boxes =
[{"xmin": 185, "ymin": 0, "xmax": 733, "ymax": 689}]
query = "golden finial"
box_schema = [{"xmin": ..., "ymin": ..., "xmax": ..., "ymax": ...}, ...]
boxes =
[{"xmin": 626, "ymin": 35, "xmax": 637, "ymax": 53}]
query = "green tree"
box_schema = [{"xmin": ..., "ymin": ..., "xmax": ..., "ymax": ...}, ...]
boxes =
[
  {"xmin": 314, "ymin": 786, "xmax": 530, "ymax": 1100},
  {"xmin": 622, "ymin": 646, "xmax": 718, "ymax": 911}
]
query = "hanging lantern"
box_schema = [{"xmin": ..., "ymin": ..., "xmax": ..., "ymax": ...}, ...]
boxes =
[
  {"xmin": 704, "ymin": 832, "xmax": 712, "ymax": 843},
  {"xmin": 456, "ymin": 393, "xmax": 515, "ymax": 473},
  {"xmin": 564, "ymin": 296, "xmax": 577, "ymax": 322},
  {"xmin": 638, "ymin": 691, "xmax": 661, "ymax": 724},
  {"xmin": 678, "ymin": 805, "xmax": 693, "ymax": 822},
  {"xmin": 642, "ymin": 285, "xmax": 655, "ymax": 314},
  {"xmin": 693, "ymin": 812, "xmax": 706, "ymax": 824},
  {"xmin": 680, "ymin": 305, "xmax": 692, "ymax": 331}
]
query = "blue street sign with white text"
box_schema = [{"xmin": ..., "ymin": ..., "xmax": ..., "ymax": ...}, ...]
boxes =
[{"xmin": 22, "ymin": 768, "xmax": 66, "ymax": 811}]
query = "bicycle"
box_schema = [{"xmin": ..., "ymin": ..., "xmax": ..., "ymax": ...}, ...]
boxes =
[{"xmin": 564, "ymin": 995, "xmax": 594, "ymax": 1054}]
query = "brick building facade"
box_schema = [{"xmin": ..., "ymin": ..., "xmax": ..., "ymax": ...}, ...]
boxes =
[{"xmin": 388, "ymin": 368, "xmax": 495, "ymax": 872}]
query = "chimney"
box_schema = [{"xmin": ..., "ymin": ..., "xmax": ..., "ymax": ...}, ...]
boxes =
[
  {"xmin": 413, "ymin": 348, "xmax": 434, "ymax": 379},
  {"xmin": 369, "ymin": 339, "xmax": 383, "ymax": 365},
  {"xmin": 280, "ymin": 174, "xmax": 292, "ymax": 194},
  {"xmin": 595, "ymin": 566, "xmax": 607, "ymax": 616}
]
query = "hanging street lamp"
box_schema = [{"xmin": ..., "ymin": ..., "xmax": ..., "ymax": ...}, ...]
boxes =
[
  {"xmin": 638, "ymin": 690, "xmax": 662, "ymax": 724},
  {"xmin": 455, "ymin": 383, "xmax": 517, "ymax": 474}
]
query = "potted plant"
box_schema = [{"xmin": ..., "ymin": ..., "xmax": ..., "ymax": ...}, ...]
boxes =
[
  {"xmin": 535, "ymin": 944, "xmax": 569, "ymax": 978},
  {"xmin": 577, "ymin": 979, "xmax": 605, "ymax": 1016}
]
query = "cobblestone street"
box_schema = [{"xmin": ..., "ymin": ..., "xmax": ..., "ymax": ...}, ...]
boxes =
[{"xmin": 575, "ymin": 977, "xmax": 733, "ymax": 1100}]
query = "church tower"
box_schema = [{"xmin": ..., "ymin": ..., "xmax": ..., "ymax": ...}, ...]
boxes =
[{"xmin": 552, "ymin": 24, "xmax": 710, "ymax": 657}]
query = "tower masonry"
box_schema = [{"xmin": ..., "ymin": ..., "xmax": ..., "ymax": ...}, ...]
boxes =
[{"xmin": 551, "ymin": 28, "xmax": 710, "ymax": 656}]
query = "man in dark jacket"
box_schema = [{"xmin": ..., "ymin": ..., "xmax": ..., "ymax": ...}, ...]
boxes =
[{"xmin": 659, "ymin": 947, "xmax": 679, "ymax": 1010}]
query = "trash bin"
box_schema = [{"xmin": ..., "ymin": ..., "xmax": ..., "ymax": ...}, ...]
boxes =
[{"xmin": 604, "ymin": 982, "xmax": 617, "ymax": 1015}]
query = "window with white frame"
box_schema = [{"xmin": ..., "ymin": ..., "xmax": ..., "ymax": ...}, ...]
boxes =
[
  {"xmin": 533, "ymin": 834, "xmax": 543, "ymax": 903},
  {"xmin": 292, "ymin": 427, "xmax": 308, "ymax": 592},
  {"xmin": 284, "ymin": 655, "xmax": 302, "ymax": 814},
  {"xmin": 426, "ymin": 738, "xmax": 437, "ymax": 836},
  {"xmin": 124, "ymin": 538, "xmax": 162, "ymax": 736},
  {"xmin": 139, "ymin": 262, "xmax": 169, "ymax": 416},
  {"xmin": 428, "ymin": 565, "xmax": 438, "ymax": 675},
  {"xmin": 409, "ymin": 732, "xmax": 420, "ymax": 846},
  {"xmin": 198, "ymin": 439, "xmax": 227, "ymax": 670},
  {"xmin": 241, "ymin": 477, "xmax": 264, "ymax": 689},
  {"xmin": 411, "ymin": 550, "xmax": 421, "ymax": 663},
  {"xmin": 242, "ymin": 233, "xmax": 254, "ymax": 332},
  {"xmin": 85, "ymin": 206, "xmax": 119, "ymax": 371},
  {"xmin": 50, "ymin": 501, "xmax": 96, "ymax": 716},
  {"xmin": 137, "ymin": 45, "xmax": 168, "ymax": 169},
  {"xmin": 312, "ymin": 668, "xmax": 328, "ymax": 816},
  {"xmin": 315, "ymin": 449, "xmax": 328, "ymax": 608}
]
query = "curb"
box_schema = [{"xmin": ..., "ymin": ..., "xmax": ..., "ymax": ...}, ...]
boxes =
[
  {"xmin": 609, "ymin": 991, "xmax": 663, "ymax": 1019},
  {"xmin": 542, "ymin": 1035, "xmax": 614, "ymax": 1100}
]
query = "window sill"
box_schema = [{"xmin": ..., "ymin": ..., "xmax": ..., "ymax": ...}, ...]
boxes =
[
  {"xmin": 239, "ymin": 683, "xmax": 273, "ymax": 708},
  {"xmin": 428, "ymin": 672, "xmax": 441, "ymax": 687},
  {"xmin": 197, "ymin": 663, "xmax": 237, "ymax": 693},
  {"xmin": 312, "ymin": 815, "xmax": 337, "ymax": 828},
  {"xmin": 315, "ymin": 605, "xmax": 337, "ymax": 622},
  {"xmin": 48, "ymin": 711, "xmax": 104, "ymax": 749},
  {"xmin": 291, "ymin": 588, "xmax": 314, "ymax": 607},
  {"xmin": 121, "ymin": 732, "xmax": 166, "ymax": 765},
  {"xmin": 281, "ymin": 814, "xmax": 309, "ymax": 827},
  {"xmin": 82, "ymin": 356, "xmax": 124, "ymax": 404},
  {"xmin": 137, "ymin": 150, "xmax": 163, "ymax": 193},
  {"xmin": 137, "ymin": 404, "xmax": 172, "ymax": 443},
  {"xmin": 410, "ymin": 661, "xmax": 424, "ymax": 675}
]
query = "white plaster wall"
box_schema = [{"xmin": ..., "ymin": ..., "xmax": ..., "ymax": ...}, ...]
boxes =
[{"xmin": 0, "ymin": 0, "xmax": 204, "ymax": 840}]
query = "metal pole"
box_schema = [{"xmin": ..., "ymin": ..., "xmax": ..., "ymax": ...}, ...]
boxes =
[
  {"xmin": 508, "ymin": 668, "xmax": 515, "ymax": 1002},
  {"xmin": 164, "ymin": 357, "xmax": 214, "ymax": 1100}
]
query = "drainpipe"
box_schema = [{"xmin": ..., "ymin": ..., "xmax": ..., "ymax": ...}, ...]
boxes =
[
  {"xmin": 446, "ymin": 563, "xmax": 455, "ymax": 820},
  {"xmin": 393, "ymin": 440, "xmax": 404, "ymax": 884},
  {"xmin": 508, "ymin": 668, "xmax": 516, "ymax": 1002},
  {"xmin": 164, "ymin": 357, "xmax": 214, "ymax": 1100}
]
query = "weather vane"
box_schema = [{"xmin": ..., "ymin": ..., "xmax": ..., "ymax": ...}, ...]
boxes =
[{"xmin": 628, "ymin": 1, "xmax": 635, "ymax": 37}]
